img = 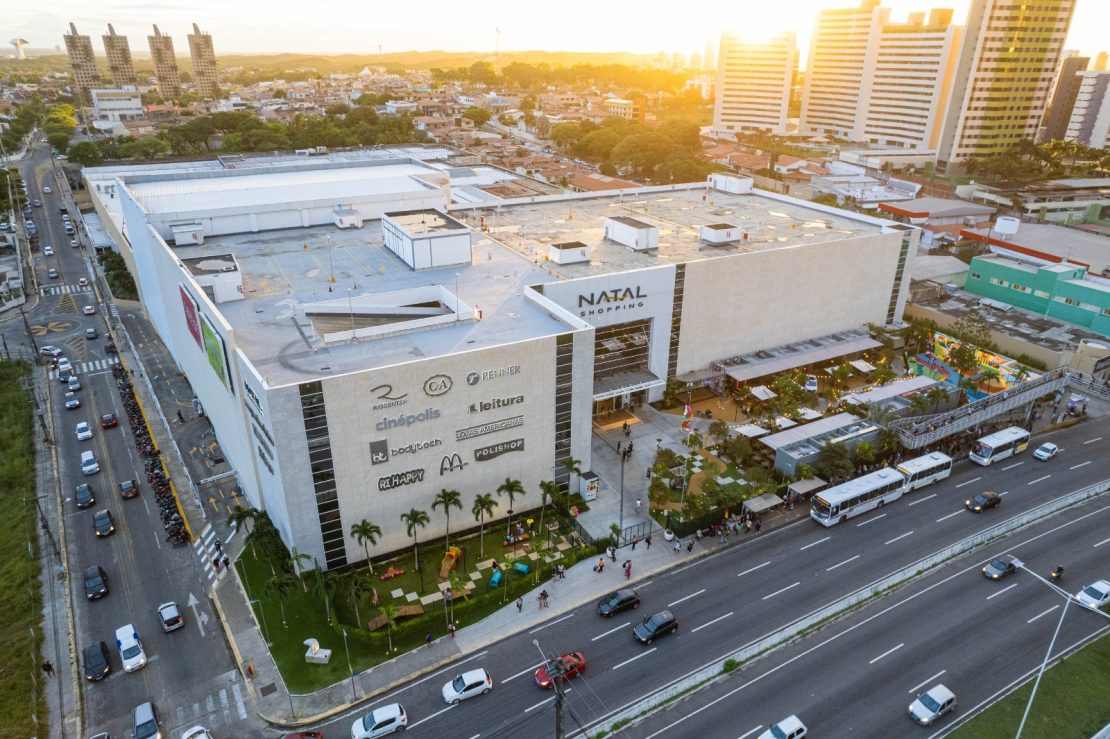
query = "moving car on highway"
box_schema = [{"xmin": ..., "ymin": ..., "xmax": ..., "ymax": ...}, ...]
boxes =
[
  {"xmin": 1033, "ymin": 442, "xmax": 1059, "ymax": 461},
  {"xmin": 965, "ymin": 491, "xmax": 1001, "ymax": 513},
  {"xmin": 634, "ymin": 610, "xmax": 678, "ymax": 644},
  {"xmin": 1075, "ymin": 580, "xmax": 1110, "ymax": 610},
  {"xmin": 351, "ymin": 702, "xmax": 407, "ymax": 738},
  {"xmin": 759, "ymin": 715, "xmax": 808, "ymax": 739},
  {"xmin": 982, "ymin": 556, "xmax": 1017, "ymax": 581},
  {"xmin": 597, "ymin": 588, "xmax": 640, "ymax": 617},
  {"xmin": 908, "ymin": 683, "xmax": 956, "ymax": 726},
  {"xmin": 116, "ymin": 624, "xmax": 147, "ymax": 672},
  {"xmin": 442, "ymin": 668, "xmax": 493, "ymax": 704},
  {"xmin": 534, "ymin": 652, "xmax": 586, "ymax": 688}
]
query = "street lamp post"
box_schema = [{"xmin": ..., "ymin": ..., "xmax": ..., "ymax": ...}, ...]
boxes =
[
  {"xmin": 347, "ymin": 288, "xmax": 354, "ymax": 331},
  {"xmin": 618, "ymin": 451, "xmax": 626, "ymax": 533},
  {"xmin": 341, "ymin": 628, "xmax": 357, "ymax": 701}
]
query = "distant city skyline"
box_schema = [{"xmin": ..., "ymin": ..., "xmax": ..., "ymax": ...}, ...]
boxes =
[{"xmin": 7, "ymin": 0, "xmax": 1107, "ymax": 66}]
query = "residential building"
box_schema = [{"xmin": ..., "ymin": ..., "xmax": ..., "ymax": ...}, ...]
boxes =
[
  {"xmin": 1041, "ymin": 54, "xmax": 1090, "ymax": 142},
  {"xmin": 91, "ymin": 88, "xmax": 144, "ymax": 121},
  {"xmin": 1095, "ymin": 52, "xmax": 1108, "ymax": 72},
  {"xmin": 878, "ymin": 196, "xmax": 996, "ymax": 247},
  {"xmin": 187, "ymin": 23, "xmax": 218, "ymax": 99},
  {"xmin": 148, "ymin": 25, "xmax": 182, "ymax": 98},
  {"xmin": 603, "ymin": 97, "xmax": 646, "ymax": 123},
  {"xmin": 937, "ymin": 0, "xmax": 1076, "ymax": 171},
  {"xmin": 960, "ymin": 220, "xmax": 1110, "ymax": 276},
  {"xmin": 956, "ymin": 178, "xmax": 1110, "ymax": 225},
  {"xmin": 1065, "ymin": 72, "xmax": 1110, "ymax": 149},
  {"xmin": 63, "ymin": 23, "xmax": 101, "ymax": 104},
  {"xmin": 102, "ymin": 24, "xmax": 136, "ymax": 87},
  {"xmin": 712, "ymin": 32, "xmax": 796, "ymax": 136},
  {"xmin": 799, "ymin": 1, "xmax": 961, "ymax": 149}
]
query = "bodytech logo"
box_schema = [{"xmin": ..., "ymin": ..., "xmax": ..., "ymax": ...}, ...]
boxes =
[
  {"xmin": 369, "ymin": 440, "xmax": 389, "ymax": 465},
  {"xmin": 468, "ymin": 395, "xmax": 524, "ymax": 414}
]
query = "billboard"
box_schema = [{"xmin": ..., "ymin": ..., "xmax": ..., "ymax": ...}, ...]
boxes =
[
  {"xmin": 200, "ymin": 313, "xmax": 229, "ymax": 388},
  {"xmin": 180, "ymin": 285, "xmax": 202, "ymax": 348}
]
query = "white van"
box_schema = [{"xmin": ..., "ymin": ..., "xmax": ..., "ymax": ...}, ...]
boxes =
[{"xmin": 80, "ymin": 450, "xmax": 100, "ymax": 475}]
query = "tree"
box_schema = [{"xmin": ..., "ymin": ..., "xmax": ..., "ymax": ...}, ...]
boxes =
[
  {"xmin": 349, "ymin": 571, "xmax": 373, "ymax": 630},
  {"xmin": 952, "ymin": 309, "xmax": 991, "ymax": 350},
  {"xmin": 869, "ymin": 366, "xmax": 897, "ymax": 386},
  {"xmin": 817, "ymin": 440, "xmax": 854, "ymax": 481},
  {"xmin": 471, "ymin": 493, "xmax": 498, "ymax": 558},
  {"xmin": 730, "ymin": 385, "xmax": 753, "ymax": 421},
  {"xmin": 708, "ymin": 420, "xmax": 730, "ymax": 446},
  {"xmin": 599, "ymin": 160, "xmax": 618, "ymax": 176},
  {"xmin": 228, "ymin": 506, "xmax": 259, "ymax": 558},
  {"xmin": 400, "ymin": 508, "xmax": 430, "ymax": 571},
  {"xmin": 350, "ymin": 519, "xmax": 382, "ymax": 574},
  {"xmin": 463, "ymin": 107, "xmax": 492, "ymax": 126},
  {"xmin": 266, "ymin": 573, "xmax": 296, "ymax": 627},
  {"xmin": 978, "ymin": 366, "xmax": 1001, "ymax": 393},
  {"xmin": 829, "ymin": 364, "xmax": 853, "ymax": 391},
  {"xmin": 432, "ymin": 489, "xmax": 463, "ymax": 549},
  {"xmin": 313, "ymin": 567, "xmax": 338, "ymax": 624},
  {"xmin": 289, "ymin": 547, "xmax": 312, "ymax": 592},
  {"xmin": 909, "ymin": 393, "xmax": 930, "ymax": 416},
  {"xmin": 66, "ymin": 141, "xmax": 103, "ymax": 166},
  {"xmin": 925, "ymin": 385, "xmax": 950, "ymax": 412},
  {"xmin": 854, "ymin": 442, "xmax": 877, "ymax": 468},
  {"xmin": 562, "ymin": 456, "xmax": 582, "ymax": 495},
  {"xmin": 537, "ymin": 480, "xmax": 559, "ymax": 539},
  {"xmin": 379, "ymin": 602, "xmax": 400, "ymax": 653},
  {"xmin": 117, "ymin": 137, "xmax": 171, "ymax": 160},
  {"xmin": 496, "ymin": 478, "xmax": 526, "ymax": 536}
]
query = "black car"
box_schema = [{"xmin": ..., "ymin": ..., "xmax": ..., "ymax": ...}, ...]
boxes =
[
  {"xmin": 93, "ymin": 509, "xmax": 115, "ymax": 538},
  {"xmin": 75, "ymin": 483, "xmax": 95, "ymax": 509},
  {"xmin": 83, "ymin": 641, "xmax": 112, "ymax": 682},
  {"xmin": 118, "ymin": 479, "xmax": 139, "ymax": 499},
  {"xmin": 633, "ymin": 610, "xmax": 678, "ymax": 644},
  {"xmin": 966, "ymin": 491, "xmax": 1001, "ymax": 513},
  {"xmin": 84, "ymin": 565, "xmax": 109, "ymax": 599},
  {"xmin": 982, "ymin": 556, "xmax": 1017, "ymax": 580},
  {"xmin": 598, "ymin": 589, "xmax": 641, "ymax": 617}
]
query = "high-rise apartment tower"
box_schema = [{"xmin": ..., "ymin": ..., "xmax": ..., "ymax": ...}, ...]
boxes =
[
  {"xmin": 63, "ymin": 23, "xmax": 100, "ymax": 104},
  {"xmin": 148, "ymin": 25, "xmax": 182, "ymax": 98},
  {"xmin": 103, "ymin": 24, "xmax": 136, "ymax": 87},
  {"xmin": 187, "ymin": 23, "xmax": 218, "ymax": 99},
  {"xmin": 711, "ymin": 32, "xmax": 796, "ymax": 137}
]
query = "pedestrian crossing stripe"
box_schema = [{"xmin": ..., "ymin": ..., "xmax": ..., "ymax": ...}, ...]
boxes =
[
  {"xmin": 41, "ymin": 284, "xmax": 93, "ymax": 295},
  {"xmin": 46, "ymin": 357, "xmax": 119, "ymax": 378}
]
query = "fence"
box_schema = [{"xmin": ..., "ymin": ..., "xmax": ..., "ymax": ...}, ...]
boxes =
[{"xmin": 579, "ymin": 477, "xmax": 1110, "ymax": 736}]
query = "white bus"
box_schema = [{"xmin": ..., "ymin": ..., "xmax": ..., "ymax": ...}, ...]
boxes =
[
  {"xmin": 896, "ymin": 451, "xmax": 954, "ymax": 491},
  {"xmin": 969, "ymin": 426, "xmax": 1030, "ymax": 466},
  {"xmin": 811, "ymin": 467, "xmax": 906, "ymax": 526}
]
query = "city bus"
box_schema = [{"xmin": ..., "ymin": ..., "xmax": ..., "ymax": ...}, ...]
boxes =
[
  {"xmin": 811, "ymin": 467, "xmax": 906, "ymax": 526},
  {"xmin": 969, "ymin": 426, "xmax": 1031, "ymax": 466},
  {"xmin": 896, "ymin": 451, "xmax": 954, "ymax": 491}
]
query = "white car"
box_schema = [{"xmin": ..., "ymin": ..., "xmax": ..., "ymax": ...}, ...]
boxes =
[
  {"xmin": 1033, "ymin": 442, "xmax": 1058, "ymax": 461},
  {"xmin": 57, "ymin": 357, "xmax": 72, "ymax": 373},
  {"xmin": 181, "ymin": 727, "xmax": 212, "ymax": 739},
  {"xmin": 908, "ymin": 683, "xmax": 957, "ymax": 726},
  {"xmin": 115, "ymin": 624, "xmax": 147, "ymax": 672},
  {"xmin": 804, "ymin": 375, "xmax": 818, "ymax": 393},
  {"xmin": 1075, "ymin": 580, "xmax": 1110, "ymax": 610},
  {"xmin": 441, "ymin": 667, "xmax": 493, "ymax": 704},
  {"xmin": 83, "ymin": 305, "xmax": 96, "ymax": 315},
  {"xmin": 78, "ymin": 277, "xmax": 89, "ymax": 286},
  {"xmin": 43, "ymin": 245, "xmax": 54, "ymax": 256},
  {"xmin": 75, "ymin": 422, "xmax": 93, "ymax": 441},
  {"xmin": 40, "ymin": 345, "xmax": 63, "ymax": 357},
  {"xmin": 351, "ymin": 702, "xmax": 407, "ymax": 738},
  {"xmin": 759, "ymin": 715, "xmax": 808, "ymax": 739},
  {"xmin": 43, "ymin": 186, "xmax": 52, "ymax": 194}
]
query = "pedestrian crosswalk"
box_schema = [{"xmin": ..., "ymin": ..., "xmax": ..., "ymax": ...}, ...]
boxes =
[
  {"xmin": 196, "ymin": 523, "xmax": 231, "ymax": 585},
  {"xmin": 41, "ymin": 283, "xmax": 92, "ymax": 296},
  {"xmin": 47, "ymin": 357, "xmax": 119, "ymax": 378},
  {"xmin": 171, "ymin": 669, "xmax": 249, "ymax": 731}
]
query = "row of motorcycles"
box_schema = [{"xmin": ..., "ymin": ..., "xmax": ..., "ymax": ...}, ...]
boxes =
[{"xmin": 112, "ymin": 364, "xmax": 188, "ymax": 545}]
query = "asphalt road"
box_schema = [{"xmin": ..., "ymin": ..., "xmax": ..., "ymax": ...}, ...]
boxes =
[
  {"xmin": 313, "ymin": 418, "xmax": 1110, "ymax": 738},
  {"xmin": 626, "ymin": 488, "xmax": 1110, "ymax": 738},
  {"xmin": 16, "ymin": 146, "xmax": 250, "ymax": 739}
]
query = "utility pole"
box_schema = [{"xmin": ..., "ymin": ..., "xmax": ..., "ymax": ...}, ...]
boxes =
[
  {"xmin": 18, "ymin": 304, "xmax": 39, "ymax": 356},
  {"xmin": 532, "ymin": 639, "xmax": 565, "ymax": 739}
]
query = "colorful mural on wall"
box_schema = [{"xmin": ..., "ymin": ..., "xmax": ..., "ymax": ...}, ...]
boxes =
[{"xmin": 908, "ymin": 332, "xmax": 1039, "ymax": 401}]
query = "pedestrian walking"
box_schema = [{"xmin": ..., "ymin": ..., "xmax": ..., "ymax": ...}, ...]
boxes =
[
  {"xmin": 42, "ymin": 660, "xmax": 55, "ymax": 678},
  {"xmin": 755, "ymin": 517, "xmax": 762, "ymax": 533},
  {"xmin": 608, "ymin": 545, "xmax": 617, "ymax": 562},
  {"xmin": 425, "ymin": 633, "xmax": 434, "ymax": 648},
  {"xmin": 541, "ymin": 589, "xmax": 550, "ymax": 608},
  {"xmin": 557, "ymin": 563, "xmax": 566, "ymax": 579},
  {"xmin": 635, "ymin": 498, "xmax": 642, "ymax": 513},
  {"xmin": 673, "ymin": 540, "xmax": 681, "ymax": 555},
  {"xmin": 631, "ymin": 534, "xmax": 638, "ymax": 550},
  {"xmin": 222, "ymin": 555, "xmax": 230, "ymax": 570},
  {"xmin": 448, "ymin": 623, "xmax": 456, "ymax": 638},
  {"xmin": 622, "ymin": 420, "xmax": 630, "ymax": 436},
  {"xmin": 686, "ymin": 539, "xmax": 694, "ymax": 553},
  {"xmin": 645, "ymin": 533, "xmax": 652, "ymax": 549},
  {"xmin": 628, "ymin": 441, "xmax": 634, "ymax": 454},
  {"xmin": 176, "ymin": 410, "xmax": 184, "ymax": 423},
  {"xmin": 516, "ymin": 596, "xmax": 524, "ymax": 613},
  {"xmin": 213, "ymin": 557, "xmax": 221, "ymax": 573},
  {"xmin": 617, "ymin": 441, "xmax": 623, "ymax": 454},
  {"xmin": 214, "ymin": 538, "xmax": 222, "ymax": 553},
  {"xmin": 624, "ymin": 560, "xmax": 632, "ymax": 579},
  {"xmin": 595, "ymin": 558, "xmax": 605, "ymax": 573}
]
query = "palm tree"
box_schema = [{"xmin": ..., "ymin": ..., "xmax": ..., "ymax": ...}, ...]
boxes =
[
  {"xmin": 730, "ymin": 384, "xmax": 752, "ymax": 421},
  {"xmin": 400, "ymin": 508, "xmax": 430, "ymax": 570},
  {"xmin": 289, "ymin": 547, "xmax": 312, "ymax": 592},
  {"xmin": 496, "ymin": 477, "xmax": 526, "ymax": 536},
  {"xmin": 978, "ymin": 366, "xmax": 1001, "ymax": 393},
  {"xmin": 228, "ymin": 506, "xmax": 259, "ymax": 557},
  {"xmin": 379, "ymin": 602, "xmax": 401, "ymax": 653},
  {"xmin": 432, "ymin": 489, "xmax": 463, "ymax": 549},
  {"xmin": 471, "ymin": 493, "xmax": 497, "ymax": 558},
  {"xmin": 562, "ymin": 457, "xmax": 582, "ymax": 495},
  {"xmin": 349, "ymin": 519, "xmax": 382, "ymax": 574},
  {"xmin": 909, "ymin": 393, "xmax": 930, "ymax": 417},
  {"xmin": 349, "ymin": 571, "xmax": 373, "ymax": 629},
  {"xmin": 266, "ymin": 572, "xmax": 296, "ymax": 627},
  {"xmin": 313, "ymin": 567, "xmax": 338, "ymax": 624},
  {"xmin": 537, "ymin": 480, "xmax": 558, "ymax": 540},
  {"xmin": 925, "ymin": 385, "xmax": 949, "ymax": 413}
]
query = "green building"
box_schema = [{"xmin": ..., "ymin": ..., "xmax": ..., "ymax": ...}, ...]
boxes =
[{"xmin": 965, "ymin": 254, "xmax": 1110, "ymax": 338}]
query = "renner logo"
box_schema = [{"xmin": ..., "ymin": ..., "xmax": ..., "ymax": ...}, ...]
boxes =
[
  {"xmin": 391, "ymin": 438, "xmax": 442, "ymax": 455},
  {"xmin": 469, "ymin": 395, "xmax": 524, "ymax": 414},
  {"xmin": 369, "ymin": 440, "xmax": 389, "ymax": 465},
  {"xmin": 577, "ymin": 286, "xmax": 646, "ymax": 307},
  {"xmin": 423, "ymin": 374, "xmax": 452, "ymax": 397},
  {"xmin": 375, "ymin": 408, "xmax": 440, "ymax": 431},
  {"xmin": 378, "ymin": 469, "xmax": 425, "ymax": 491},
  {"xmin": 474, "ymin": 438, "xmax": 525, "ymax": 462},
  {"xmin": 466, "ymin": 366, "xmax": 521, "ymax": 385},
  {"xmin": 440, "ymin": 453, "xmax": 468, "ymax": 475}
]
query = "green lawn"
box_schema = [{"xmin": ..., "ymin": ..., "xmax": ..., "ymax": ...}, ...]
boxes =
[
  {"xmin": 238, "ymin": 517, "xmax": 595, "ymax": 693},
  {"xmin": 0, "ymin": 363, "xmax": 46, "ymax": 735},
  {"xmin": 948, "ymin": 631, "xmax": 1110, "ymax": 738}
]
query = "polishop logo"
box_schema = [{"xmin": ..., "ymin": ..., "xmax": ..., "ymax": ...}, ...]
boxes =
[
  {"xmin": 370, "ymin": 384, "xmax": 408, "ymax": 410},
  {"xmin": 469, "ymin": 395, "xmax": 524, "ymax": 414},
  {"xmin": 378, "ymin": 469, "xmax": 425, "ymax": 491},
  {"xmin": 423, "ymin": 374, "xmax": 452, "ymax": 397},
  {"xmin": 577, "ymin": 286, "xmax": 646, "ymax": 317},
  {"xmin": 455, "ymin": 415, "xmax": 525, "ymax": 441},
  {"xmin": 474, "ymin": 438, "xmax": 525, "ymax": 462},
  {"xmin": 465, "ymin": 365, "xmax": 522, "ymax": 386},
  {"xmin": 370, "ymin": 438, "xmax": 442, "ymax": 465},
  {"xmin": 375, "ymin": 408, "xmax": 440, "ymax": 431},
  {"xmin": 439, "ymin": 453, "xmax": 468, "ymax": 475}
]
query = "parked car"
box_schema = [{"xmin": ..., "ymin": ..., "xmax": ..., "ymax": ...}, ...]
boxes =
[
  {"xmin": 93, "ymin": 509, "xmax": 115, "ymax": 537},
  {"xmin": 1075, "ymin": 580, "xmax": 1110, "ymax": 610},
  {"xmin": 132, "ymin": 700, "xmax": 160, "ymax": 739},
  {"xmin": 74, "ymin": 483, "xmax": 95, "ymax": 509},
  {"xmin": 804, "ymin": 375, "xmax": 819, "ymax": 393},
  {"xmin": 633, "ymin": 610, "xmax": 678, "ymax": 644},
  {"xmin": 759, "ymin": 715, "xmax": 808, "ymax": 739},
  {"xmin": 119, "ymin": 479, "xmax": 140, "ymax": 499},
  {"xmin": 75, "ymin": 421, "xmax": 93, "ymax": 441},
  {"xmin": 115, "ymin": 624, "xmax": 147, "ymax": 672},
  {"xmin": 82, "ymin": 641, "xmax": 112, "ymax": 682},
  {"xmin": 441, "ymin": 668, "xmax": 493, "ymax": 704},
  {"xmin": 597, "ymin": 588, "xmax": 640, "ymax": 617},
  {"xmin": 908, "ymin": 684, "xmax": 957, "ymax": 726},
  {"xmin": 965, "ymin": 491, "xmax": 1001, "ymax": 512},
  {"xmin": 157, "ymin": 602, "xmax": 185, "ymax": 632},
  {"xmin": 534, "ymin": 652, "xmax": 586, "ymax": 688},
  {"xmin": 1033, "ymin": 442, "xmax": 1059, "ymax": 461},
  {"xmin": 83, "ymin": 565, "xmax": 109, "ymax": 600},
  {"xmin": 351, "ymin": 703, "xmax": 407, "ymax": 738},
  {"xmin": 982, "ymin": 556, "xmax": 1016, "ymax": 581}
]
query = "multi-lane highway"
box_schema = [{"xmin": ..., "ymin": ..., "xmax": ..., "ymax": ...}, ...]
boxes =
[{"xmin": 312, "ymin": 419, "xmax": 1110, "ymax": 738}]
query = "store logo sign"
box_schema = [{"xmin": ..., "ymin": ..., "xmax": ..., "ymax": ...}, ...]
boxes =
[
  {"xmin": 391, "ymin": 438, "xmax": 442, "ymax": 455},
  {"xmin": 375, "ymin": 408, "xmax": 440, "ymax": 431},
  {"xmin": 469, "ymin": 395, "xmax": 524, "ymax": 414},
  {"xmin": 378, "ymin": 469, "xmax": 425, "ymax": 491},
  {"xmin": 371, "ymin": 384, "xmax": 408, "ymax": 410},
  {"xmin": 578, "ymin": 286, "xmax": 646, "ymax": 306},
  {"xmin": 369, "ymin": 440, "xmax": 389, "ymax": 465},
  {"xmin": 465, "ymin": 366, "xmax": 521, "ymax": 385},
  {"xmin": 439, "ymin": 453, "xmax": 468, "ymax": 475},
  {"xmin": 423, "ymin": 374, "xmax": 452, "ymax": 397},
  {"xmin": 455, "ymin": 415, "xmax": 524, "ymax": 441},
  {"xmin": 474, "ymin": 438, "xmax": 525, "ymax": 462}
]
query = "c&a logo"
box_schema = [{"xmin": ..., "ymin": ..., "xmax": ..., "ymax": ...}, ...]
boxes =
[{"xmin": 439, "ymin": 453, "xmax": 468, "ymax": 475}]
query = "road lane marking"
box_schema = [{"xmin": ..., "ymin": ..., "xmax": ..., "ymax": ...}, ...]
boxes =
[
  {"xmin": 998, "ymin": 490, "xmax": 1011, "ymax": 496},
  {"xmin": 955, "ymin": 476, "xmax": 981, "ymax": 488},
  {"xmin": 856, "ymin": 513, "xmax": 886, "ymax": 527},
  {"xmin": 668, "ymin": 589, "xmax": 706, "ymax": 607},
  {"xmin": 1000, "ymin": 462, "xmax": 1024, "ymax": 471},
  {"xmin": 232, "ymin": 683, "xmax": 247, "ymax": 720},
  {"xmin": 827, "ymin": 555, "xmax": 860, "ymax": 571},
  {"xmin": 909, "ymin": 670, "xmax": 947, "ymax": 694},
  {"xmin": 800, "ymin": 536, "xmax": 830, "ymax": 550},
  {"xmin": 409, "ymin": 704, "xmax": 455, "ymax": 728},
  {"xmin": 525, "ymin": 687, "xmax": 573, "ymax": 713},
  {"xmin": 987, "ymin": 583, "xmax": 1018, "ymax": 600},
  {"xmin": 691, "ymin": 611, "xmax": 734, "ymax": 633},
  {"xmin": 1083, "ymin": 436, "xmax": 1102, "ymax": 444},
  {"xmin": 737, "ymin": 561, "xmax": 771, "ymax": 578},
  {"xmin": 869, "ymin": 642, "xmax": 904, "ymax": 664},
  {"xmin": 736, "ymin": 727, "xmax": 764, "ymax": 739},
  {"xmin": 1094, "ymin": 536, "xmax": 1110, "ymax": 548},
  {"xmin": 1070, "ymin": 461, "xmax": 1091, "ymax": 470},
  {"xmin": 592, "ymin": 622, "xmax": 630, "ymax": 642},
  {"xmin": 762, "ymin": 582, "xmax": 799, "ymax": 601},
  {"xmin": 884, "ymin": 531, "xmax": 914, "ymax": 545},
  {"xmin": 936, "ymin": 510, "xmax": 963, "ymax": 522},
  {"xmin": 1027, "ymin": 475, "xmax": 1051, "ymax": 486},
  {"xmin": 1028, "ymin": 605, "xmax": 1060, "ymax": 623},
  {"xmin": 612, "ymin": 648, "xmax": 656, "ymax": 670},
  {"xmin": 908, "ymin": 494, "xmax": 937, "ymax": 506},
  {"xmin": 529, "ymin": 613, "xmax": 574, "ymax": 634},
  {"xmin": 504, "ymin": 661, "xmax": 545, "ymax": 682}
]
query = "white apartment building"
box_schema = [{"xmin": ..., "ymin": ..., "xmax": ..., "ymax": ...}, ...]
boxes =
[
  {"xmin": 800, "ymin": 1, "xmax": 961, "ymax": 149},
  {"xmin": 91, "ymin": 88, "xmax": 144, "ymax": 121},
  {"xmin": 711, "ymin": 32, "xmax": 796, "ymax": 137},
  {"xmin": 1065, "ymin": 72, "xmax": 1110, "ymax": 149}
]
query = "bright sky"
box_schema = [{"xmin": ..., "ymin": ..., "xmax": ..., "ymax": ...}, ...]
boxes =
[{"xmin": 7, "ymin": 0, "xmax": 1107, "ymax": 65}]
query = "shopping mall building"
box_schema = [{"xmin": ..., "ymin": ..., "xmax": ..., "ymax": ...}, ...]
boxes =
[{"xmin": 84, "ymin": 148, "xmax": 916, "ymax": 569}]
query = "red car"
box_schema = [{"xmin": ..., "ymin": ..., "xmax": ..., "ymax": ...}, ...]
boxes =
[
  {"xmin": 100, "ymin": 413, "xmax": 118, "ymax": 429},
  {"xmin": 534, "ymin": 652, "xmax": 586, "ymax": 689}
]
